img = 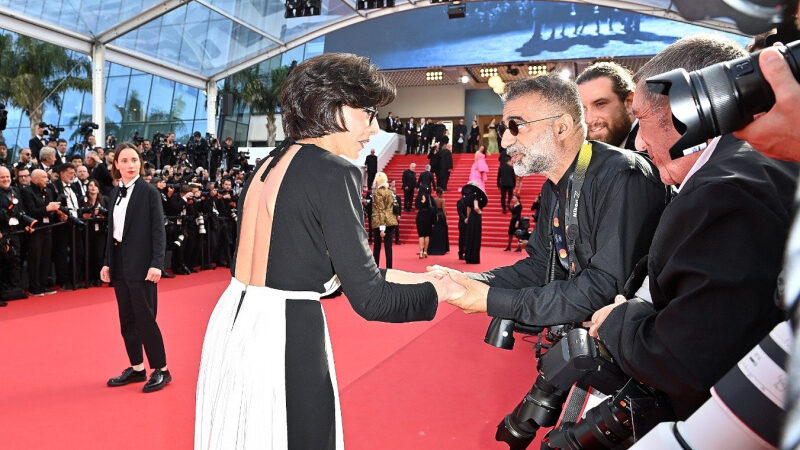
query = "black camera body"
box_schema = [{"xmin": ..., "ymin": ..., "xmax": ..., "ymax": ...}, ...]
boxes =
[
  {"xmin": 1, "ymin": 204, "xmax": 37, "ymax": 230},
  {"xmin": 487, "ymin": 320, "xmax": 673, "ymax": 450},
  {"xmin": 131, "ymin": 131, "xmax": 145, "ymax": 146}
]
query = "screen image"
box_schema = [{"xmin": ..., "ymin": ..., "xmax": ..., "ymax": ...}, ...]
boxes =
[{"xmin": 323, "ymin": 1, "xmax": 751, "ymax": 70}]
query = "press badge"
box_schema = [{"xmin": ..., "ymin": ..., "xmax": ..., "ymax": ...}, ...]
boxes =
[{"xmin": 9, "ymin": 217, "xmax": 19, "ymax": 226}]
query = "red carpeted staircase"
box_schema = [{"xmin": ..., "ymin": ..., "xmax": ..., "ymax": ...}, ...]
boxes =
[{"xmin": 380, "ymin": 153, "xmax": 546, "ymax": 248}]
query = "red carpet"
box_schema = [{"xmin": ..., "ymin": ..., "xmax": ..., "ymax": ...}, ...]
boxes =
[
  {"xmin": 381, "ymin": 154, "xmax": 546, "ymax": 248},
  {"xmin": 0, "ymin": 245, "xmax": 547, "ymax": 450}
]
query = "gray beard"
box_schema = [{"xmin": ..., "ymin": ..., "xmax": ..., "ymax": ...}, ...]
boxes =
[{"xmin": 509, "ymin": 134, "xmax": 558, "ymax": 177}]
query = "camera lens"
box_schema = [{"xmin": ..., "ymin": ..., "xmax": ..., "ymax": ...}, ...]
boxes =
[{"xmin": 646, "ymin": 40, "xmax": 800, "ymax": 159}]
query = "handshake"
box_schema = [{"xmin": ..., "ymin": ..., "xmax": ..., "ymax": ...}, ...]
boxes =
[{"xmin": 421, "ymin": 265, "xmax": 489, "ymax": 314}]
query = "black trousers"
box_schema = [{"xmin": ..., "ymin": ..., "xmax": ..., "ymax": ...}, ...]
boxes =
[
  {"xmin": 372, "ymin": 227, "xmax": 394, "ymax": 269},
  {"xmin": 112, "ymin": 247, "xmax": 167, "ymax": 369},
  {"xmin": 0, "ymin": 234, "xmax": 22, "ymax": 290},
  {"xmin": 406, "ymin": 138, "xmax": 416, "ymax": 154},
  {"xmin": 27, "ymin": 229, "xmax": 52, "ymax": 293},
  {"xmin": 500, "ymin": 186, "xmax": 514, "ymax": 212},
  {"xmin": 366, "ymin": 171, "xmax": 376, "ymax": 191},
  {"xmin": 53, "ymin": 223, "xmax": 84, "ymax": 286},
  {"xmin": 403, "ymin": 188, "xmax": 414, "ymax": 211},
  {"xmin": 438, "ymin": 170, "xmax": 450, "ymax": 190}
]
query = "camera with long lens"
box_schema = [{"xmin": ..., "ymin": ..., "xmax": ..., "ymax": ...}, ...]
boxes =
[
  {"xmin": 77, "ymin": 204, "xmax": 108, "ymax": 217},
  {"xmin": 56, "ymin": 205, "xmax": 85, "ymax": 227},
  {"xmin": 106, "ymin": 134, "xmax": 117, "ymax": 150},
  {"xmin": 493, "ymin": 328, "xmax": 630, "ymax": 449},
  {"xmin": 46, "ymin": 124, "xmax": 65, "ymax": 140},
  {"xmin": 131, "ymin": 131, "xmax": 145, "ymax": 146},
  {"xmin": 645, "ymin": 40, "xmax": 800, "ymax": 160},
  {"xmin": 2, "ymin": 202, "xmax": 37, "ymax": 229}
]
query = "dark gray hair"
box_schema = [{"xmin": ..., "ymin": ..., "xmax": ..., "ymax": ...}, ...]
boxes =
[
  {"xmin": 576, "ymin": 62, "xmax": 635, "ymax": 103},
  {"xmin": 634, "ymin": 34, "xmax": 748, "ymax": 107},
  {"xmin": 502, "ymin": 74, "xmax": 585, "ymax": 130}
]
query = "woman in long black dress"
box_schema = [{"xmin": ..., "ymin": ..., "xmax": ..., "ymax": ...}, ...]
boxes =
[
  {"xmin": 195, "ymin": 53, "xmax": 464, "ymax": 450},
  {"xmin": 463, "ymin": 183, "xmax": 486, "ymax": 264},
  {"xmin": 427, "ymin": 188, "xmax": 449, "ymax": 255},
  {"xmin": 505, "ymin": 194, "xmax": 522, "ymax": 251},
  {"xmin": 415, "ymin": 190, "xmax": 436, "ymax": 258}
]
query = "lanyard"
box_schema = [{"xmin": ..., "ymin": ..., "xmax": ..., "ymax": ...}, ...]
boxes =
[{"xmin": 552, "ymin": 141, "xmax": 593, "ymax": 277}]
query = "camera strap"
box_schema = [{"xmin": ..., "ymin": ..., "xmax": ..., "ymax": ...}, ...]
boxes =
[{"xmin": 551, "ymin": 141, "xmax": 592, "ymax": 278}]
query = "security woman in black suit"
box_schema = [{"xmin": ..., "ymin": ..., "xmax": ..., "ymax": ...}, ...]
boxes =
[{"xmin": 101, "ymin": 142, "xmax": 171, "ymax": 393}]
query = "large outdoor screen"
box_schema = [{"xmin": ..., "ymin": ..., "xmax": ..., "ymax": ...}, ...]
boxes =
[{"xmin": 324, "ymin": 1, "xmax": 750, "ymax": 70}]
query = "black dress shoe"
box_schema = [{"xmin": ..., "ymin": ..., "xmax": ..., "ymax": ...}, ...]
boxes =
[
  {"xmin": 161, "ymin": 271, "xmax": 175, "ymax": 279},
  {"xmin": 107, "ymin": 367, "xmax": 147, "ymax": 387},
  {"xmin": 173, "ymin": 267, "xmax": 191, "ymax": 275},
  {"xmin": 143, "ymin": 369, "xmax": 172, "ymax": 393}
]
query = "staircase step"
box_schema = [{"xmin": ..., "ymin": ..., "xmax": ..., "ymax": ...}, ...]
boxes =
[{"xmin": 370, "ymin": 154, "xmax": 545, "ymax": 248}]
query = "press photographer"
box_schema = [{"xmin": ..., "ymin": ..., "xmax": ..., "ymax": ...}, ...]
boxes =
[
  {"xmin": 585, "ymin": 34, "xmax": 797, "ymax": 422},
  {"xmin": 21, "ymin": 169, "xmax": 59, "ymax": 296},
  {"xmin": 186, "ymin": 131, "xmax": 210, "ymax": 169},
  {"xmin": 49, "ymin": 164, "xmax": 86, "ymax": 290},
  {"xmin": 0, "ymin": 166, "xmax": 36, "ymax": 301},
  {"xmin": 74, "ymin": 122, "xmax": 98, "ymax": 160}
]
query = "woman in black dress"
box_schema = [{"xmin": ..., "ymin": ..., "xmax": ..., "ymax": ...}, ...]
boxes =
[
  {"xmin": 415, "ymin": 190, "xmax": 436, "ymax": 258},
  {"xmin": 195, "ymin": 53, "xmax": 464, "ymax": 450},
  {"xmin": 468, "ymin": 119, "xmax": 480, "ymax": 153},
  {"xmin": 463, "ymin": 183, "xmax": 486, "ymax": 264},
  {"xmin": 427, "ymin": 188, "xmax": 449, "ymax": 255},
  {"xmin": 505, "ymin": 194, "xmax": 522, "ymax": 251}
]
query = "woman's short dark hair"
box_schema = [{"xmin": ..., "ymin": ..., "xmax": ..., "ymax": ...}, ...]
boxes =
[
  {"xmin": 111, "ymin": 142, "xmax": 146, "ymax": 180},
  {"xmin": 281, "ymin": 53, "xmax": 396, "ymax": 140}
]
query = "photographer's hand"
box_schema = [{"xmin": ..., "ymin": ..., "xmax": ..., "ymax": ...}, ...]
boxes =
[
  {"xmin": 733, "ymin": 45, "xmax": 800, "ymax": 162},
  {"xmin": 446, "ymin": 272, "xmax": 488, "ymax": 314},
  {"xmin": 587, "ymin": 295, "xmax": 627, "ymax": 339}
]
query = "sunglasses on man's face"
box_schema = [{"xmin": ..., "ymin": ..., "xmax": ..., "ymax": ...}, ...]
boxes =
[
  {"xmin": 363, "ymin": 107, "xmax": 378, "ymax": 125},
  {"xmin": 500, "ymin": 114, "xmax": 562, "ymax": 137}
]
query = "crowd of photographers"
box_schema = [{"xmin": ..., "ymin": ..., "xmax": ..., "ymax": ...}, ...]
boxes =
[{"xmin": 0, "ymin": 127, "xmax": 254, "ymax": 303}]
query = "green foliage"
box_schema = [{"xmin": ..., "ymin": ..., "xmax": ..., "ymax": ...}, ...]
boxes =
[
  {"xmin": 222, "ymin": 64, "xmax": 289, "ymax": 146},
  {"xmin": 0, "ymin": 35, "xmax": 92, "ymax": 137}
]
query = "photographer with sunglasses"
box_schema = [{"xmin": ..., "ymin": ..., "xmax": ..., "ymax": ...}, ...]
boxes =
[{"xmin": 431, "ymin": 74, "xmax": 668, "ymax": 330}]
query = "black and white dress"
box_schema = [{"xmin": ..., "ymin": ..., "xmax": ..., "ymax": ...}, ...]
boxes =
[{"xmin": 195, "ymin": 142, "xmax": 438, "ymax": 450}]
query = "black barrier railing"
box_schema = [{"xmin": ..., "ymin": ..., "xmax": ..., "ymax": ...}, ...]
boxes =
[{"xmin": 3, "ymin": 212, "xmax": 233, "ymax": 295}]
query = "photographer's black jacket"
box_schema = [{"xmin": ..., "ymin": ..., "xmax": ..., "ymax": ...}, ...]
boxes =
[
  {"xmin": 20, "ymin": 185, "xmax": 56, "ymax": 227},
  {"xmin": 597, "ymin": 135, "xmax": 797, "ymax": 419},
  {"xmin": 470, "ymin": 141, "xmax": 668, "ymax": 325},
  {"xmin": 0, "ymin": 186, "xmax": 28, "ymax": 233}
]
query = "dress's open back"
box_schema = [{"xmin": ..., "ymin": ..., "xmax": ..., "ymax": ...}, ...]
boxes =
[{"xmin": 195, "ymin": 142, "xmax": 439, "ymax": 450}]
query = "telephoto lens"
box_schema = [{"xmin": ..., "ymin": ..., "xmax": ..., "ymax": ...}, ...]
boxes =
[{"xmin": 645, "ymin": 40, "xmax": 800, "ymax": 159}]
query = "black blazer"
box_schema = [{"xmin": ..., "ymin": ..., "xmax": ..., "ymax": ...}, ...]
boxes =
[
  {"xmin": 29, "ymin": 137, "xmax": 45, "ymax": 160},
  {"xmin": 104, "ymin": 178, "xmax": 166, "ymax": 281},
  {"xmin": 417, "ymin": 171, "xmax": 434, "ymax": 188},
  {"xmin": 402, "ymin": 169, "xmax": 416, "ymax": 190},
  {"xmin": 438, "ymin": 149, "xmax": 453, "ymax": 171}
]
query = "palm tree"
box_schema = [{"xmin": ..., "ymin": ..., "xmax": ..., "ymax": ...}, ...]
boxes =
[
  {"xmin": 223, "ymin": 64, "xmax": 289, "ymax": 146},
  {"xmin": 0, "ymin": 36, "xmax": 92, "ymax": 137}
]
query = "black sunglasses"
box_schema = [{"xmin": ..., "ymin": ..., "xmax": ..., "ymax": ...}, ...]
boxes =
[
  {"xmin": 364, "ymin": 107, "xmax": 378, "ymax": 125},
  {"xmin": 500, "ymin": 114, "xmax": 562, "ymax": 136}
]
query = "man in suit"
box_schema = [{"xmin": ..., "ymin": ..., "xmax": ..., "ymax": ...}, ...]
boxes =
[
  {"xmin": 21, "ymin": 169, "xmax": 60, "ymax": 296},
  {"xmin": 497, "ymin": 157, "xmax": 516, "ymax": 213},
  {"xmin": 384, "ymin": 112, "xmax": 395, "ymax": 132},
  {"xmin": 401, "ymin": 163, "xmax": 417, "ymax": 211},
  {"xmin": 54, "ymin": 139, "xmax": 69, "ymax": 166},
  {"xmin": 587, "ymin": 35, "xmax": 797, "ymax": 420},
  {"xmin": 419, "ymin": 118, "xmax": 433, "ymax": 155},
  {"xmin": 365, "ymin": 149, "xmax": 378, "ymax": 190},
  {"xmin": 404, "ymin": 118, "xmax": 418, "ymax": 154},
  {"xmin": 87, "ymin": 151, "xmax": 114, "ymax": 196},
  {"xmin": 416, "ymin": 164, "xmax": 435, "ymax": 204},
  {"xmin": 37, "ymin": 148, "xmax": 56, "ymax": 173},
  {"xmin": 0, "ymin": 142, "xmax": 10, "ymax": 169},
  {"xmin": 454, "ymin": 118, "xmax": 468, "ymax": 154},
  {"xmin": 576, "ymin": 61, "xmax": 638, "ymax": 150},
  {"xmin": 437, "ymin": 144, "xmax": 453, "ymax": 191},
  {"xmin": 29, "ymin": 122, "xmax": 47, "ymax": 161},
  {"xmin": 49, "ymin": 164, "xmax": 85, "ymax": 290},
  {"xmin": 433, "ymin": 121, "xmax": 446, "ymax": 148}
]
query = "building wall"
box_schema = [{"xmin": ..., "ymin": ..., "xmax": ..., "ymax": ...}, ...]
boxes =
[
  {"xmin": 465, "ymin": 88, "xmax": 504, "ymax": 124},
  {"xmin": 378, "ymin": 85, "xmax": 466, "ymax": 119}
]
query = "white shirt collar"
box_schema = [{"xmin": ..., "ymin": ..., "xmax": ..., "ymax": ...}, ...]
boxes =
[
  {"xmin": 121, "ymin": 175, "xmax": 140, "ymax": 189},
  {"xmin": 676, "ymin": 136, "xmax": 721, "ymax": 194}
]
